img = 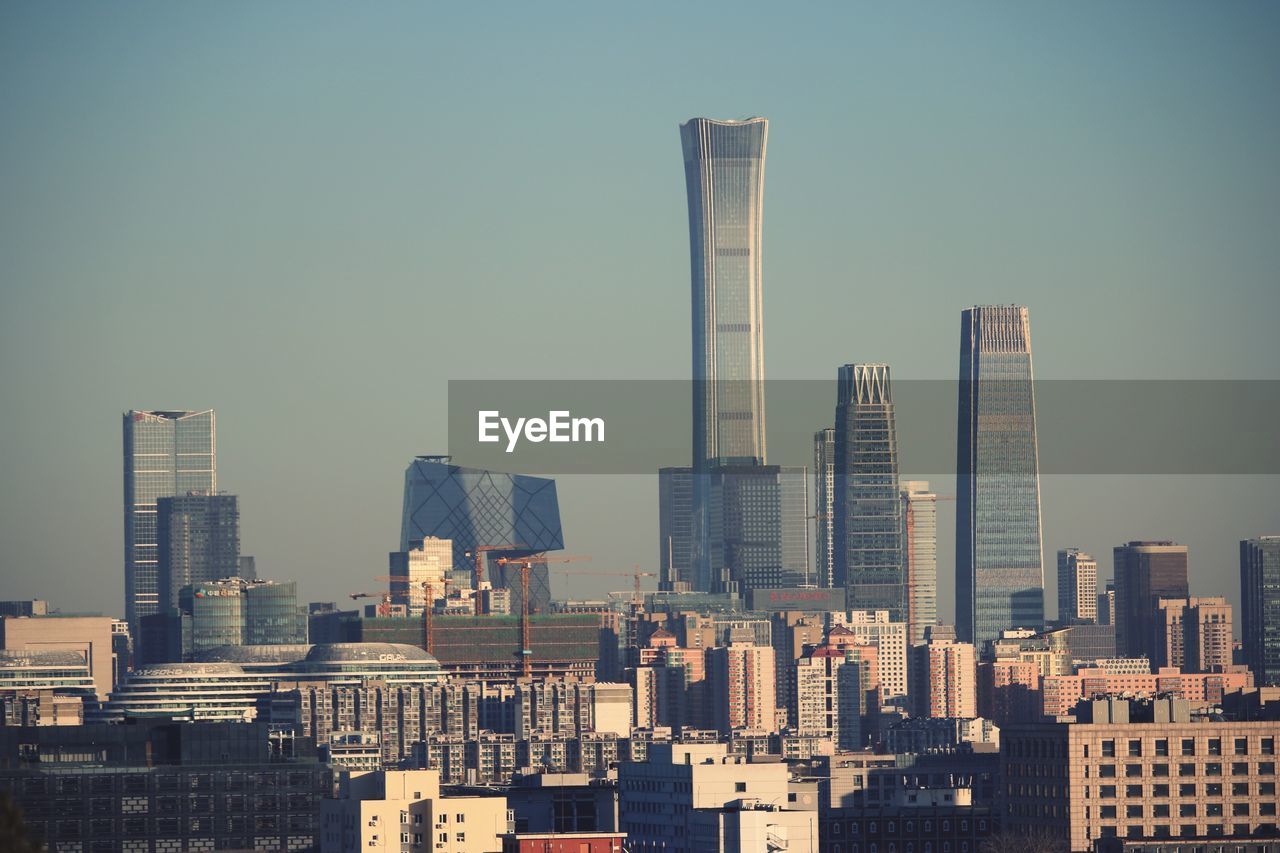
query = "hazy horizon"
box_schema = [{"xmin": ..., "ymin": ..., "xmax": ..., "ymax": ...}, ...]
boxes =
[{"xmin": 2, "ymin": 3, "xmax": 1278, "ymax": 627}]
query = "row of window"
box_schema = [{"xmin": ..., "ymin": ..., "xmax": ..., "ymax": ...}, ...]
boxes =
[{"xmin": 1095, "ymin": 736, "xmax": 1276, "ymax": 758}]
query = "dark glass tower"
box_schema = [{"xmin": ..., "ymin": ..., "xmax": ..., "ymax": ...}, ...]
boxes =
[
  {"xmin": 1241, "ymin": 536, "xmax": 1280, "ymax": 686},
  {"xmin": 955, "ymin": 307, "xmax": 1045, "ymax": 654},
  {"xmin": 834, "ymin": 364, "xmax": 904, "ymax": 619},
  {"xmin": 123, "ymin": 409, "xmax": 216, "ymax": 632},
  {"xmin": 658, "ymin": 467, "xmax": 694, "ymax": 591},
  {"xmin": 401, "ymin": 456, "xmax": 563, "ymax": 614},
  {"xmin": 1113, "ymin": 540, "xmax": 1189, "ymax": 661},
  {"xmin": 156, "ymin": 493, "xmax": 240, "ymax": 611}
]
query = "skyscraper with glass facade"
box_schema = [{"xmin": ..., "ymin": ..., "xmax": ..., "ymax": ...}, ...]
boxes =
[
  {"xmin": 955, "ymin": 306, "xmax": 1045, "ymax": 654},
  {"xmin": 123, "ymin": 409, "xmax": 216, "ymax": 632},
  {"xmin": 705, "ymin": 465, "xmax": 810, "ymax": 596},
  {"xmin": 814, "ymin": 428, "xmax": 836, "ymax": 590},
  {"xmin": 681, "ymin": 116, "xmax": 768, "ymax": 470},
  {"xmin": 834, "ymin": 364, "xmax": 904, "ymax": 620},
  {"xmin": 1113, "ymin": 540, "xmax": 1189, "ymax": 661},
  {"xmin": 400, "ymin": 456, "xmax": 563, "ymax": 615},
  {"xmin": 657, "ymin": 467, "xmax": 694, "ymax": 591},
  {"xmin": 680, "ymin": 117, "xmax": 772, "ymax": 593},
  {"xmin": 1240, "ymin": 536, "xmax": 1280, "ymax": 686},
  {"xmin": 156, "ymin": 492, "xmax": 240, "ymax": 611},
  {"xmin": 901, "ymin": 481, "xmax": 938, "ymax": 647},
  {"xmin": 1056, "ymin": 547, "xmax": 1098, "ymax": 625}
]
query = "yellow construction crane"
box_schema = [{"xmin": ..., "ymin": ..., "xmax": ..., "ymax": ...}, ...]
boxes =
[
  {"xmin": 463, "ymin": 544, "xmax": 526, "ymax": 615},
  {"xmin": 371, "ymin": 574, "xmax": 451, "ymax": 654}
]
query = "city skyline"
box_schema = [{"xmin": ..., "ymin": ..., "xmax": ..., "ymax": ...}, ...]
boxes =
[{"xmin": 2, "ymin": 3, "xmax": 1277, "ymax": 625}]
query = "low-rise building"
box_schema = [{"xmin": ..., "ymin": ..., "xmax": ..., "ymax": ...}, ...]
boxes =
[{"xmin": 321, "ymin": 769, "xmax": 511, "ymax": 853}]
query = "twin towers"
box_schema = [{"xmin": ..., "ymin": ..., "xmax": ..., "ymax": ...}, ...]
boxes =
[{"xmin": 662, "ymin": 117, "xmax": 1045, "ymax": 654}]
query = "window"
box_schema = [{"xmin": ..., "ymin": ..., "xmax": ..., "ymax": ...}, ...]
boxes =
[
  {"xmin": 1125, "ymin": 785, "xmax": 1143, "ymax": 797},
  {"xmin": 1233, "ymin": 803, "xmax": 1251, "ymax": 817},
  {"xmin": 1099, "ymin": 765, "xmax": 1116, "ymax": 778},
  {"xmin": 1206, "ymin": 783, "xmax": 1222, "ymax": 797},
  {"xmin": 1126, "ymin": 805, "xmax": 1143, "ymax": 818},
  {"xmin": 1179, "ymin": 784, "xmax": 1196, "ymax": 797},
  {"xmin": 1100, "ymin": 806, "xmax": 1117, "ymax": 820},
  {"xmin": 1208, "ymin": 739, "xmax": 1222, "ymax": 756},
  {"xmin": 1155, "ymin": 739, "xmax": 1169, "ymax": 757},
  {"xmin": 1262, "ymin": 738, "xmax": 1275, "ymax": 755},
  {"xmin": 1179, "ymin": 804, "xmax": 1197, "ymax": 818},
  {"xmin": 1102, "ymin": 740, "xmax": 1116, "ymax": 758},
  {"xmin": 1207, "ymin": 804, "xmax": 1224, "ymax": 817},
  {"xmin": 1235, "ymin": 738, "xmax": 1249, "ymax": 755},
  {"xmin": 1100, "ymin": 786, "xmax": 1117, "ymax": 799},
  {"xmin": 1125, "ymin": 764, "xmax": 1142, "ymax": 778},
  {"xmin": 1206, "ymin": 762, "xmax": 1222, "ymax": 776},
  {"xmin": 1178, "ymin": 764, "xmax": 1196, "ymax": 777},
  {"xmin": 1153, "ymin": 784, "xmax": 1170, "ymax": 797},
  {"xmin": 1232, "ymin": 762, "xmax": 1249, "ymax": 776},
  {"xmin": 735, "ymin": 782, "xmax": 747, "ymax": 792},
  {"xmin": 1181, "ymin": 739, "xmax": 1196, "ymax": 756},
  {"xmin": 1128, "ymin": 740, "xmax": 1142, "ymax": 757},
  {"xmin": 1154, "ymin": 804, "xmax": 1170, "ymax": 818},
  {"xmin": 1152, "ymin": 763, "xmax": 1169, "ymax": 777}
]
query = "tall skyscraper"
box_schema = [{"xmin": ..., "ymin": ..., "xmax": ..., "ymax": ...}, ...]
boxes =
[
  {"xmin": 156, "ymin": 492, "xmax": 240, "ymax": 611},
  {"xmin": 657, "ymin": 467, "xmax": 694, "ymax": 591},
  {"xmin": 901, "ymin": 481, "xmax": 938, "ymax": 646},
  {"xmin": 390, "ymin": 536, "xmax": 453, "ymax": 612},
  {"xmin": 1056, "ymin": 548, "xmax": 1098, "ymax": 625},
  {"xmin": 834, "ymin": 364, "xmax": 904, "ymax": 622},
  {"xmin": 813, "ymin": 428, "xmax": 836, "ymax": 589},
  {"xmin": 680, "ymin": 117, "xmax": 770, "ymax": 593},
  {"xmin": 681, "ymin": 116, "xmax": 768, "ymax": 470},
  {"xmin": 705, "ymin": 464, "xmax": 810, "ymax": 596},
  {"xmin": 123, "ymin": 409, "xmax": 216, "ymax": 631},
  {"xmin": 1240, "ymin": 536, "xmax": 1280, "ymax": 686},
  {"xmin": 400, "ymin": 456, "xmax": 563, "ymax": 615},
  {"xmin": 1112, "ymin": 540, "xmax": 1189, "ymax": 661},
  {"xmin": 954, "ymin": 306, "xmax": 1045, "ymax": 654}
]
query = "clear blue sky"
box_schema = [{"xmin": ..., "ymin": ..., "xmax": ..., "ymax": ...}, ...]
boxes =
[{"xmin": 1, "ymin": 2, "xmax": 1277, "ymax": 621}]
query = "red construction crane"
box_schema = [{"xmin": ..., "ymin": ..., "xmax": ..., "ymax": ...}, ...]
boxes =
[
  {"xmin": 555, "ymin": 565, "xmax": 656, "ymax": 608},
  {"xmin": 495, "ymin": 554, "xmax": 590, "ymax": 678},
  {"xmin": 371, "ymin": 575, "xmax": 451, "ymax": 654},
  {"xmin": 463, "ymin": 545, "xmax": 527, "ymax": 615}
]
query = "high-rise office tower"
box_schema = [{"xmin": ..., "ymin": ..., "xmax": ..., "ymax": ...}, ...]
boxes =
[
  {"xmin": 681, "ymin": 116, "xmax": 768, "ymax": 469},
  {"xmin": 955, "ymin": 306, "xmax": 1045, "ymax": 654},
  {"xmin": 705, "ymin": 464, "xmax": 810, "ymax": 595},
  {"xmin": 680, "ymin": 117, "xmax": 769, "ymax": 592},
  {"xmin": 1112, "ymin": 540, "xmax": 1189, "ymax": 661},
  {"xmin": 814, "ymin": 428, "xmax": 836, "ymax": 589},
  {"xmin": 123, "ymin": 409, "xmax": 216, "ymax": 631},
  {"xmin": 834, "ymin": 364, "xmax": 904, "ymax": 621},
  {"xmin": 390, "ymin": 536, "xmax": 453, "ymax": 612},
  {"xmin": 1240, "ymin": 536, "xmax": 1280, "ymax": 686},
  {"xmin": 156, "ymin": 492, "xmax": 240, "ymax": 611},
  {"xmin": 400, "ymin": 456, "xmax": 563, "ymax": 615},
  {"xmin": 901, "ymin": 481, "xmax": 938, "ymax": 646},
  {"xmin": 657, "ymin": 467, "xmax": 694, "ymax": 591},
  {"xmin": 1154, "ymin": 596, "xmax": 1233, "ymax": 673},
  {"xmin": 1056, "ymin": 548, "xmax": 1098, "ymax": 625}
]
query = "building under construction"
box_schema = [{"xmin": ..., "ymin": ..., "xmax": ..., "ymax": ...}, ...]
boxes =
[{"xmin": 346, "ymin": 614, "xmax": 603, "ymax": 683}]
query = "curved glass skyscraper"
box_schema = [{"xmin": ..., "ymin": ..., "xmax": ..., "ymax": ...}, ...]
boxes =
[
  {"xmin": 680, "ymin": 117, "xmax": 768, "ymax": 468},
  {"xmin": 955, "ymin": 306, "xmax": 1045, "ymax": 655}
]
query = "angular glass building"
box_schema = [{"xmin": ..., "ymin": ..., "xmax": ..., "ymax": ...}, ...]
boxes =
[
  {"xmin": 834, "ymin": 364, "xmax": 904, "ymax": 620},
  {"xmin": 955, "ymin": 306, "xmax": 1045, "ymax": 655},
  {"xmin": 401, "ymin": 456, "xmax": 563, "ymax": 614},
  {"xmin": 123, "ymin": 409, "xmax": 216, "ymax": 631}
]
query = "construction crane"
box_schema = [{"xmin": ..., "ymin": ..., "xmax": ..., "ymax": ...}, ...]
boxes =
[
  {"xmin": 370, "ymin": 575, "xmax": 451, "ymax": 655},
  {"xmin": 463, "ymin": 544, "xmax": 526, "ymax": 615},
  {"xmin": 348, "ymin": 591, "xmax": 392, "ymax": 618},
  {"xmin": 495, "ymin": 554, "xmax": 590, "ymax": 678},
  {"xmin": 555, "ymin": 566, "xmax": 656, "ymax": 608}
]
